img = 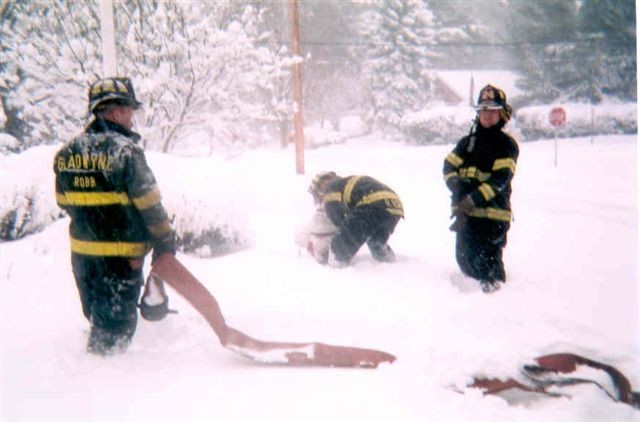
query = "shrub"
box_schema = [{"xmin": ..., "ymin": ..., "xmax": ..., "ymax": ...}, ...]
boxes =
[
  {"xmin": 513, "ymin": 102, "xmax": 637, "ymax": 141},
  {"xmin": 399, "ymin": 105, "xmax": 476, "ymax": 144},
  {"xmin": 1, "ymin": 146, "xmax": 64, "ymax": 241}
]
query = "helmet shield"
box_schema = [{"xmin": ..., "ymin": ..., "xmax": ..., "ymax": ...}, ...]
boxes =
[
  {"xmin": 475, "ymin": 84, "xmax": 507, "ymax": 110},
  {"xmin": 474, "ymin": 84, "xmax": 512, "ymax": 122}
]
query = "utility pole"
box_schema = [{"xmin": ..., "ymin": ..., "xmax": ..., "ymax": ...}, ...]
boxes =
[
  {"xmin": 98, "ymin": 0, "xmax": 117, "ymax": 76},
  {"xmin": 289, "ymin": 0, "xmax": 305, "ymax": 174},
  {"xmin": 469, "ymin": 73, "xmax": 475, "ymax": 107}
]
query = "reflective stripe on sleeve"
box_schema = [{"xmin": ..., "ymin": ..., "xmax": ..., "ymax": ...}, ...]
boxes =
[
  {"xmin": 323, "ymin": 192, "xmax": 342, "ymax": 203},
  {"xmin": 492, "ymin": 158, "xmax": 516, "ymax": 173},
  {"xmin": 446, "ymin": 152, "xmax": 463, "ymax": 167},
  {"xmin": 444, "ymin": 172, "xmax": 458, "ymax": 182},
  {"xmin": 458, "ymin": 167, "xmax": 491, "ymax": 182},
  {"xmin": 132, "ymin": 186, "xmax": 162, "ymax": 210},
  {"xmin": 147, "ymin": 221, "xmax": 173, "ymax": 237},
  {"xmin": 478, "ymin": 183, "xmax": 496, "ymax": 201}
]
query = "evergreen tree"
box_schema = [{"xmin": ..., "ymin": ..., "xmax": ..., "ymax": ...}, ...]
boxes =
[
  {"xmin": 508, "ymin": 0, "xmax": 636, "ymax": 104},
  {"xmin": 427, "ymin": 0, "xmax": 498, "ymax": 69},
  {"xmin": 575, "ymin": 0, "xmax": 636, "ymax": 102},
  {"xmin": 506, "ymin": 0, "xmax": 579, "ymax": 105},
  {"xmin": 359, "ymin": 0, "xmax": 443, "ymax": 135}
]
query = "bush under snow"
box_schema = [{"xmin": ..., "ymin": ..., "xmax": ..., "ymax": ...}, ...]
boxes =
[
  {"xmin": 1, "ymin": 146, "xmax": 64, "ymax": 240},
  {"xmin": 516, "ymin": 101, "xmax": 637, "ymax": 141},
  {"xmin": 398, "ymin": 101, "xmax": 636, "ymax": 144},
  {"xmin": 1, "ymin": 100, "xmax": 636, "ymax": 244},
  {"xmin": 0, "ymin": 146, "xmax": 250, "ymax": 257}
]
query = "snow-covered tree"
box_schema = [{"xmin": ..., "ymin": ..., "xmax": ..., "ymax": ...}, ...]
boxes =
[
  {"xmin": 358, "ymin": 0, "xmax": 444, "ymax": 136},
  {"xmin": 1, "ymin": 1, "xmax": 103, "ymax": 148},
  {"xmin": 505, "ymin": 1, "xmax": 579, "ymax": 105},
  {"xmin": 574, "ymin": 0, "xmax": 636, "ymax": 102},
  {"xmin": 117, "ymin": 1, "xmax": 295, "ymax": 153},
  {"xmin": 427, "ymin": 1, "xmax": 496, "ymax": 69},
  {"xmin": 1, "ymin": 1, "xmax": 295, "ymax": 153},
  {"xmin": 508, "ymin": 0, "xmax": 636, "ymax": 105},
  {"xmin": 294, "ymin": 1, "xmax": 369, "ymax": 130}
]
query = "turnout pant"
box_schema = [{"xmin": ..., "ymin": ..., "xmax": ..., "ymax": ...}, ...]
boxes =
[
  {"xmin": 331, "ymin": 207, "xmax": 400, "ymax": 263},
  {"xmin": 71, "ymin": 254, "xmax": 144, "ymax": 354},
  {"xmin": 455, "ymin": 217, "xmax": 509, "ymax": 283}
]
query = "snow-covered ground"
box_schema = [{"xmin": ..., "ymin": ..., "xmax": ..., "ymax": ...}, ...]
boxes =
[{"xmin": 1, "ymin": 134, "xmax": 638, "ymax": 421}]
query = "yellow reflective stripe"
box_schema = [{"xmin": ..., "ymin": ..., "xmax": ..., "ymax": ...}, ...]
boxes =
[
  {"xmin": 459, "ymin": 166, "xmax": 477, "ymax": 178},
  {"xmin": 493, "ymin": 158, "xmax": 516, "ymax": 173},
  {"xmin": 56, "ymin": 191, "xmax": 131, "ymax": 206},
  {"xmin": 356, "ymin": 191, "xmax": 401, "ymax": 207},
  {"xmin": 444, "ymin": 172, "xmax": 457, "ymax": 182},
  {"xmin": 478, "ymin": 183, "xmax": 496, "ymax": 201},
  {"xmin": 148, "ymin": 221, "xmax": 172, "ymax": 237},
  {"xmin": 323, "ymin": 192, "xmax": 342, "ymax": 203},
  {"xmin": 446, "ymin": 152, "xmax": 463, "ymax": 167},
  {"xmin": 132, "ymin": 186, "xmax": 161, "ymax": 210},
  {"xmin": 70, "ymin": 238, "xmax": 148, "ymax": 257},
  {"xmin": 467, "ymin": 207, "xmax": 512, "ymax": 222},
  {"xmin": 343, "ymin": 176, "xmax": 362, "ymax": 206},
  {"xmin": 458, "ymin": 167, "xmax": 491, "ymax": 182},
  {"xmin": 356, "ymin": 191, "xmax": 404, "ymax": 216}
]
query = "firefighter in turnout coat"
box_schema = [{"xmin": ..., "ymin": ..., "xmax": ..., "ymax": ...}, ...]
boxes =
[
  {"xmin": 443, "ymin": 84, "xmax": 518, "ymax": 292},
  {"xmin": 309, "ymin": 172, "xmax": 404, "ymax": 267},
  {"xmin": 54, "ymin": 77, "xmax": 176, "ymax": 354}
]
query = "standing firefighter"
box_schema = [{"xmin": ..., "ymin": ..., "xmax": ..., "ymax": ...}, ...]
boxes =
[
  {"xmin": 308, "ymin": 172, "xmax": 404, "ymax": 267},
  {"xmin": 443, "ymin": 84, "xmax": 518, "ymax": 292},
  {"xmin": 54, "ymin": 77, "xmax": 175, "ymax": 354}
]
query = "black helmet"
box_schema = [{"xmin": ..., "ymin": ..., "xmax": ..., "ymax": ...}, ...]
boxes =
[
  {"xmin": 88, "ymin": 77, "xmax": 142, "ymax": 114},
  {"xmin": 309, "ymin": 171, "xmax": 338, "ymax": 200},
  {"xmin": 475, "ymin": 84, "xmax": 512, "ymax": 122}
]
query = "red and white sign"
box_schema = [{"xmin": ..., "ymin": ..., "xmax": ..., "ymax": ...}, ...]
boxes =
[{"xmin": 549, "ymin": 107, "xmax": 566, "ymax": 127}]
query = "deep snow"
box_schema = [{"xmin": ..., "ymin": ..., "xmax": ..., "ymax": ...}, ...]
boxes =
[{"xmin": 1, "ymin": 134, "xmax": 638, "ymax": 421}]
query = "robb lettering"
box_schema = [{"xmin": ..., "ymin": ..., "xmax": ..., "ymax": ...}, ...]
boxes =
[{"xmin": 73, "ymin": 176, "xmax": 96, "ymax": 188}]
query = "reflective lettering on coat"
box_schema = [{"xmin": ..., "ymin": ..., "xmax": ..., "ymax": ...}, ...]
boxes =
[
  {"xmin": 58, "ymin": 153, "xmax": 112, "ymax": 171},
  {"xmin": 73, "ymin": 176, "xmax": 97, "ymax": 188}
]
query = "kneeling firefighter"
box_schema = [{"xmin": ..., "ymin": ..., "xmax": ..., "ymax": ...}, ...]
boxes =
[{"xmin": 308, "ymin": 172, "xmax": 404, "ymax": 267}]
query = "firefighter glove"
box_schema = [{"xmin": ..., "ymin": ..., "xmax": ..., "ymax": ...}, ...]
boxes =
[{"xmin": 457, "ymin": 195, "xmax": 475, "ymax": 215}]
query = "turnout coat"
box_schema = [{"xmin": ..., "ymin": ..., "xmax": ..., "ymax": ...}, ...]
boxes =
[
  {"xmin": 322, "ymin": 175, "xmax": 404, "ymax": 226},
  {"xmin": 54, "ymin": 118, "xmax": 175, "ymax": 260},
  {"xmin": 443, "ymin": 124, "xmax": 519, "ymax": 222}
]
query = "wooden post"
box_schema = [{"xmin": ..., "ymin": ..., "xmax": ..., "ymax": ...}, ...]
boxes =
[
  {"xmin": 289, "ymin": 0, "xmax": 305, "ymax": 175},
  {"xmin": 98, "ymin": 0, "xmax": 117, "ymax": 76}
]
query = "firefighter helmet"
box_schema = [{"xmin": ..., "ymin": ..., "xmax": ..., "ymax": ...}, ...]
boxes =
[
  {"xmin": 309, "ymin": 171, "xmax": 338, "ymax": 199},
  {"xmin": 88, "ymin": 77, "xmax": 142, "ymax": 114},
  {"xmin": 475, "ymin": 84, "xmax": 512, "ymax": 122}
]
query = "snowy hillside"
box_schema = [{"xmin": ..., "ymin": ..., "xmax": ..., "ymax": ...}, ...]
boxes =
[{"xmin": 1, "ymin": 134, "xmax": 638, "ymax": 421}]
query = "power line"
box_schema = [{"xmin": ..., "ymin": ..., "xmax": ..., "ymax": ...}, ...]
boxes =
[{"xmin": 271, "ymin": 39, "xmax": 633, "ymax": 48}]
